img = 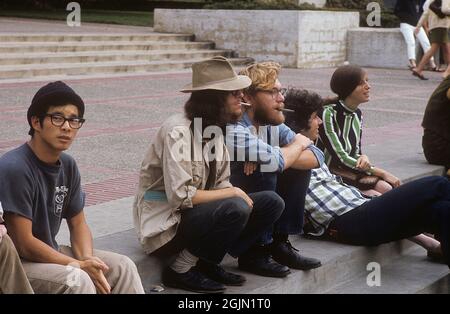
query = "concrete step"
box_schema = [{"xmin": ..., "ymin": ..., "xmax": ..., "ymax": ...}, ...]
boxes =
[
  {"xmin": 417, "ymin": 274, "xmax": 450, "ymax": 293},
  {"xmin": 0, "ymin": 49, "xmax": 234, "ymax": 66},
  {"xmin": 326, "ymin": 247, "xmax": 449, "ymax": 294},
  {"xmin": 0, "ymin": 57, "xmax": 253, "ymax": 79},
  {"xmin": 0, "ymin": 33, "xmax": 195, "ymax": 43},
  {"xmin": 0, "ymin": 41, "xmax": 216, "ymax": 54},
  {"xmin": 94, "ymin": 228, "xmax": 441, "ymax": 294}
]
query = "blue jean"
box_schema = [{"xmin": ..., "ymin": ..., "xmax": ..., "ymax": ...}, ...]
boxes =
[
  {"xmin": 156, "ymin": 191, "xmax": 284, "ymax": 264},
  {"xmin": 329, "ymin": 176, "xmax": 450, "ymax": 267},
  {"xmin": 230, "ymin": 162, "xmax": 311, "ymax": 244}
]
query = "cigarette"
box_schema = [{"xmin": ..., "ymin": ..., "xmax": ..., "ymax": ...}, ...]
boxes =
[
  {"xmin": 240, "ymin": 102, "xmax": 252, "ymax": 107},
  {"xmin": 281, "ymin": 108, "xmax": 295, "ymax": 113}
]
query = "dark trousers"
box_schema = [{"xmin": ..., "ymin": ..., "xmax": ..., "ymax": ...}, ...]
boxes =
[
  {"xmin": 156, "ymin": 191, "xmax": 284, "ymax": 264},
  {"xmin": 230, "ymin": 163, "xmax": 311, "ymax": 244},
  {"xmin": 329, "ymin": 176, "xmax": 450, "ymax": 266}
]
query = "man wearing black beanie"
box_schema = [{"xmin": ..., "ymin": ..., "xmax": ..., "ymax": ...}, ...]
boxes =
[{"xmin": 0, "ymin": 81, "xmax": 144, "ymax": 294}]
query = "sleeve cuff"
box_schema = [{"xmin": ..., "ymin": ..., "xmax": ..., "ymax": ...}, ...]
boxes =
[
  {"xmin": 308, "ymin": 145, "xmax": 325, "ymax": 167},
  {"xmin": 180, "ymin": 185, "xmax": 197, "ymax": 209},
  {"xmin": 214, "ymin": 181, "xmax": 233, "ymax": 190}
]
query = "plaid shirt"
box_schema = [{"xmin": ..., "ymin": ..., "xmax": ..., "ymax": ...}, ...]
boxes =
[{"xmin": 305, "ymin": 159, "xmax": 370, "ymax": 236}]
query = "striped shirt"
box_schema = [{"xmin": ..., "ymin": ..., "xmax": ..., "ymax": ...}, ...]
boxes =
[
  {"xmin": 305, "ymin": 158, "xmax": 369, "ymax": 236},
  {"xmin": 318, "ymin": 100, "xmax": 363, "ymax": 171}
]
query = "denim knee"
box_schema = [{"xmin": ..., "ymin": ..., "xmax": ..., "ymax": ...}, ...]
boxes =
[
  {"xmin": 219, "ymin": 197, "xmax": 252, "ymax": 226},
  {"xmin": 261, "ymin": 190, "xmax": 285, "ymax": 220}
]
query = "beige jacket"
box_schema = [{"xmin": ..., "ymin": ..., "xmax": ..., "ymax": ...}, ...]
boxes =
[
  {"xmin": 133, "ymin": 114, "xmax": 233, "ymax": 254},
  {"xmin": 418, "ymin": 0, "xmax": 450, "ymax": 30}
]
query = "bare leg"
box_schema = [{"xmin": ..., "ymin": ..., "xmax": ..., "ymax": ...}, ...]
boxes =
[
  {"xmin": 416, "ymin": 43, "xmax": 440, "ymax": 75},
  {"xmin": 441, "ymin": 43, "xmax": 450, "ymax": 78},
  {"xmin": 442, "ymin": 64, "xmax": 450, "ymax": 78}
]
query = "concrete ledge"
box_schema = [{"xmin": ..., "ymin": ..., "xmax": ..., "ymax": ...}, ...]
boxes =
[
  {"xmin": 347, "ymin": 27, "xmax": 442, "ymax": 69},
  {"xmin": 154, "ymin": 9, "xmax": 359, "ymax": 68},
  {"xmin": 95, "ymin": 228, "xmax": 434, "ymax": 294}
]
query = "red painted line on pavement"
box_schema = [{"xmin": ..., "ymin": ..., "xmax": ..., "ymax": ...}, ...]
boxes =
[
  {"xmin": 0, "ymin": 125, "xmax": 159, "ymax": 151},
  {"xmin": 83, "ymin": 172, "xmax": 139, "ymax": 206}
]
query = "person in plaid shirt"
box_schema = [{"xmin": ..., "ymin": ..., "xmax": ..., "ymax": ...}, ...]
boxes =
[{"xmin": 283, "ymin": 88, "xmax": 450, "ymax": 266}]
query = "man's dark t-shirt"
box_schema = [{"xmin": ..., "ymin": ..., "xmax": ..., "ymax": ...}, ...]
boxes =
[{"xmin": 0, "ymin": 143, "xmax": 84, "ymax": 250}]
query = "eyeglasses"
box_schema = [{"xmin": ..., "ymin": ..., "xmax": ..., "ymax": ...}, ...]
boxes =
[
  {"xmin": 258, "ymin": 87, "xmax": 287, "ymax": 100},
  {"xmin": 44, "ymin": 113, "xmax": 85, "ymax": 129},
  {"xmin": 230, "ymin": 90, "xmax": 243, "ymax": 97}
]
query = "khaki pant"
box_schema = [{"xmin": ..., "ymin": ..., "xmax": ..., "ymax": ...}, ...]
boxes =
[
  {"xmin": 22, "ymin": 246, "xmax": 144, "ymax": 294},
  {"xmin": 0, "ymin": 234, "xmax": 34, "ymax": 294}
]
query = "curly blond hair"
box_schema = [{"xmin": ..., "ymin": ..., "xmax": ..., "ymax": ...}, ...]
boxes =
[{"xmin": 239, "ymin": 61, "xmax": 281, "ymax": 93}]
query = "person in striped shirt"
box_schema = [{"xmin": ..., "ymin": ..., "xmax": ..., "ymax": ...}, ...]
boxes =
[
  {"xmin": 284, "ymin": 88, "xmax": 446, "ymax": 264},
  {"xmin": 318, "ymin": 65, "xmax": 400, "ymax": 197}
]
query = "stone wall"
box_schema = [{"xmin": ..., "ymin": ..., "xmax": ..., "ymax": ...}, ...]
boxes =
[
  {"xmin": 154, "ymin": 9, "xmax": 359, "ymax": 68},
  {"xmin": 347, "ymin": 28, "xmax": 429, "ymax": 69}
]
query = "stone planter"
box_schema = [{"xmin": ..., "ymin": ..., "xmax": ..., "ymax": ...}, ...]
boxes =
[{"xmin": 154, "ymin": 9, "xmax": 359, "ymax": 68}]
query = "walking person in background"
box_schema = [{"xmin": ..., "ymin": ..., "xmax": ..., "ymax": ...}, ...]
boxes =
[
  {"xmin": 395, "ymin": 0, "xmax": 438, "ymax": 71},
  {"xmin": 412, "ymin": 0, "xmax": 450, "ymax": 80}
]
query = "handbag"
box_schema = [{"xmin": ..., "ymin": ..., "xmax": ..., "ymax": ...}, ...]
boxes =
[{"xmin": 330, "ymin": 165, "xmax": 380, "ymax": 190}]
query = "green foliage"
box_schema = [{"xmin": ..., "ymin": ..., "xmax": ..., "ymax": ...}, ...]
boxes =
[
  {"xmin": 325, "ymin": 0, "xmax": 399, "ymax": 27},
  {"xmin": 203, "ymin": 0, "xmax": 317, "ymax": 10}
]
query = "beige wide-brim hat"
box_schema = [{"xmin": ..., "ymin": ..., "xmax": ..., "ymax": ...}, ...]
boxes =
[{"xmin": 180, "ymin": 56, "xmax": 251, "ymax": 93}]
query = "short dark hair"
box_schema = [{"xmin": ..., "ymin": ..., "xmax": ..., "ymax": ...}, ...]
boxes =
[
  {"xmin": 284, "ymin": 88, "xmax": 324, "ymax": 132},
  {"xmin": 184, "ymin": 90, "xmax": 231, "ymax": 130}
]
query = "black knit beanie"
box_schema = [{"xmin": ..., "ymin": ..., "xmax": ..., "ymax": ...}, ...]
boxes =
[
  {"xmin": 330, "ymin": 65, "xmax": 364, "ymax": 101},
  {"xmin": 27, "ymin": 81, "xmax": 85, "ymax": 134}
]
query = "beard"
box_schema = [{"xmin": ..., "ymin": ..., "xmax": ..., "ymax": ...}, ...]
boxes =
[{"xmin": 253, "ymin": 106, "xmax": 283, "ymax": 126}]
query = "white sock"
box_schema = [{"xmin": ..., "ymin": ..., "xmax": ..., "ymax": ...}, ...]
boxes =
[{"xmin": 170, "ymin": 249, "xmax": 199, "ymax": 274}]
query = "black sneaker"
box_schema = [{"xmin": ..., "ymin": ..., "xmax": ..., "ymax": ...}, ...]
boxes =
[
  {"xmin": 162, "ymin": 267, "xmax": 226, "ymax": 294},
  {"xmin": 238, "ymin": 245, "xmax": 290, "ymax": 278},
  {"xmin": 196, "ymin": 259, "xmax": 246, "ymax": 286},
  {"xmin": 271, "ymin": 239, "xmax": 321, "ymax": 270}
]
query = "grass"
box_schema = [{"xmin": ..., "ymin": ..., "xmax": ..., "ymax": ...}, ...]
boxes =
[{"xmin": 0, "ymin": 9, "xmax": 154, "ymax": 27}]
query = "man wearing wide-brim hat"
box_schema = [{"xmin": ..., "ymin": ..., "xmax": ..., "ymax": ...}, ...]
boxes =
[{"xmin": 133, "ymin": 56, "xmax": 286, "ymax": 293}]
